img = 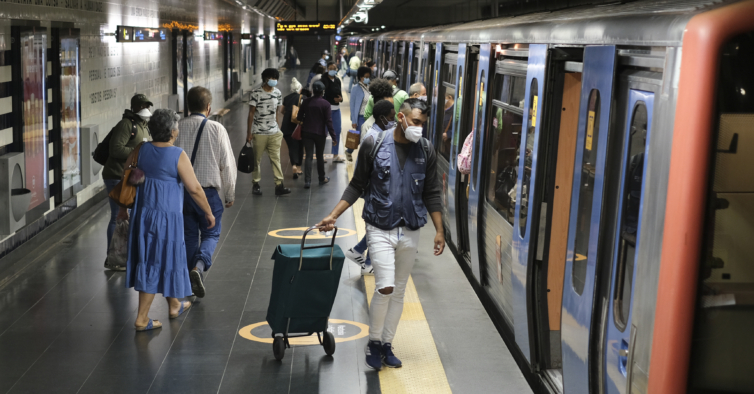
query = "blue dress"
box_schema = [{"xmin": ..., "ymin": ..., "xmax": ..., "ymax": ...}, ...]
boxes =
[{"xmin": 126, "ymin": 143, "xmax": 192, "ymax": 298}]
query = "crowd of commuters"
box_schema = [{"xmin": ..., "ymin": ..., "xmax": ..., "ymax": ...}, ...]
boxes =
[{"xmin": 103, "ymin": 59, "xmax": 444, "ymax": 369}]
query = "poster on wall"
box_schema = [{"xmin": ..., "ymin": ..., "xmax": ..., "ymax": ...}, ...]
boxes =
[
  {"xmin": 176, "ymin": 33, "xmax": 184, "ymax": 113},
  {"xmin": 60, "ymin": 35, "xmax": 81, "ymax": 191},
  {"xmin": 21, "ymin": 29, "xmax": 49, "ymax": 209}
]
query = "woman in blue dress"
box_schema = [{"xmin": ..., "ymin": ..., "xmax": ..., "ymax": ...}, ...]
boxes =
[{"xmin": 117, "ymin": 109, "xmax": 216, "ymax": 331}]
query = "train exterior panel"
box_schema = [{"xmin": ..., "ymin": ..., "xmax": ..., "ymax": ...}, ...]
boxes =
[{"xmin": 348, "ymin": 1, "xmax": 754, "ymax": 393}]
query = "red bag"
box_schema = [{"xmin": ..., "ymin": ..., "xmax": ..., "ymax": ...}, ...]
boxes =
[{"xmin": 292, "ymin": 124, "xmax": 302, "ymax": 140}]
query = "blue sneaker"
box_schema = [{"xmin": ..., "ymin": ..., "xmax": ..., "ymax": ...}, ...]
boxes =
[
  {"xmin": 365, "ymin": 340, "xmax": 383, "ymax": 370},
  {"xmin": 382, "ymin": 343, "xmax": 402, "ymax": 368}
]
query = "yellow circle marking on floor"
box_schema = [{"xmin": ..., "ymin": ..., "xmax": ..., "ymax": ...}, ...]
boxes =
[
  {"xmin": 267, "ymin": 227, "xmax": 356, "ymax": 239},
  {"xmin": 238, "ymin": 319, "xmax": 369, "ymax": 345}
]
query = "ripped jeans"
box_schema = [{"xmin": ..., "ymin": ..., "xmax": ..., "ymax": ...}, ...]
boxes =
[{"xmin": 366, "ymin": 223, "xmax": 420, "ymax": 344}]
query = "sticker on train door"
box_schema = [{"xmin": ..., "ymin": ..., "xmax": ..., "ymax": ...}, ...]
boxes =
[
  {"xmin": 586, "ymin": 110, "xmax": 595, "ymax": 150},
  {"xmin": 531, "ymin": 95, "xmax": 538, "ymax": 127}
]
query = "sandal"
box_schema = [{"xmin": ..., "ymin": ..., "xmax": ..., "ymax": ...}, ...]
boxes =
[
  {"xmin": 169, "ymin": 301, "xmax": 192, "ymax": 319},
  {"xmin": 135, "ymin": 318, "xmax": 162, "ymax": 331}
]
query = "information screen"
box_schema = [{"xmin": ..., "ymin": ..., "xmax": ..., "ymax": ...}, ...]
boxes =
[
  {"xmin": 204, "ymin": 31, "xmax": 224, "ymax": 41},
  {"xmin": 116, "ymin": 26, "xmax": 133, "ymax": 42},
  {"xmin": 133, "ymin": 28, "xmax": 167, "ymax": 42},
  {"xmin": 276, "ymin": 22, "xmax": 337, "ymax": 35}
]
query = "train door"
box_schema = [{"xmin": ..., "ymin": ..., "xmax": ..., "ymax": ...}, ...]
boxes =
[
  {"xmin": 407, "ymin": 42, "xmax": 414, "ymax": 88},
  {"xmin": 432, "ymin": 44, "xmax": 456, "ymax": 243},
  {"xmin": 467, "ymin": 44, "xmax": 494, "ymax": 283},
  {"xmin": 561, "ymin": 45, "xmax": 618, "ymax": 394}
]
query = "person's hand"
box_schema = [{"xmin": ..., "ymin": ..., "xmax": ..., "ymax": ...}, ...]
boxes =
[
  {"xmin": 443, "ymin": 132, "xmax": 448, "ymax": 141},
  {"xmin": 225, "ymin": 201, "xmax": 234, "ymax": 208},
  {"xmin": 117, "ymin": 207, "xmax": 129, "ymax": 221},
  {"xmin": 433, "ymin": 232, "xmax": 446, "ymax": 256},
  {"xmin": 205, "ymin": 213, "xmax": 216, "ymax": 229},
  {"xmin": 352, "ymin": 123, "xmax": 358, "ymax": 129},
  {"xmin": 316, "ymin": 215, "xmax": 337, "ymax": 232},
  {"xmin": 246, "ymin": 132, "xmax": 253, "ymax": 143}
]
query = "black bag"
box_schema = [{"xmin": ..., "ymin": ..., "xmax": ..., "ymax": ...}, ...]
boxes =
[
  {"xmin": 238, "ymin": 142, "xmax": 256, "ymax": 173},
  {"xmin": 93, "ymin": 117, "xmax": 139, "ymax": 166}
]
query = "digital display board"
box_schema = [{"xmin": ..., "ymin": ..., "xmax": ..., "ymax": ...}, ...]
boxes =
[
  {"xmin": 276, "ymin": 22, "xmax": 337, "ymax": 35},
  {"xmin": 204, "ymin": 31, "xmax": 224, "ymax": 41},
  {"xmin": 241, "ymin": 33, "xmax": 253, "ymax": 40},
  {"xmin": 116, "ymin": 26, "xmax": 166, "ymax": 42}
]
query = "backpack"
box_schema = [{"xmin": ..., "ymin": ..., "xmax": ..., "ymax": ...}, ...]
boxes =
[{"xmin": 93, "ymin": 116, "xmax": 139, "ymax": 166}]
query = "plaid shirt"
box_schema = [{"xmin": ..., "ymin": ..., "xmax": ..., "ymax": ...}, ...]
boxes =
[{"xmin": 176, "ymin": 115, "xmax": 237, "ymax": 203}]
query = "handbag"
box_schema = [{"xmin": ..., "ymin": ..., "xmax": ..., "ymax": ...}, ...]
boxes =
[
  {"xmin": 292, "ymin": 124, "xmax": 302, "ymax": 140},
  {"xmin": 238, "ymin": 142, "xmax": 256, "ymax": 173},
  {"xmin": 457, "ymin": 132, "xmax": 473, "ymax": 175},
  {"xmin": 296, "ymin": 58, "xmax": 301, "ymax": 66},
  {"xmin": 291, "ymin": 95, "xmax": 303, "ymax": 125},
  {"xmin": 345, "ymin": 129, "xmax": 360, "ymax": 150},
  {"xmin": 108, "ymin": 142, "xmax": 145, "ymax": 208},
  {"xmin": 107, "ymin": 219, "xmax": 130, "ymax": 267}
]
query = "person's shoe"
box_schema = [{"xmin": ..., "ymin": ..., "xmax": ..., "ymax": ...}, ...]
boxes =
[
  {"xmin": 252, "ymin": 183, "xmax": 262, "ymax": 195},
  {"xmin": 333, "ymin": 156, "xmax": 346, "ymax": 163},
  {"xmin": 104, "ymin": 258, "xmax": 126, "ymax": 272},
  {"xmin": 345, "ymin": 151, "xmax": 353, "ymax": 162},
  {"xmin": 275, "ymin": 183, "xmax": 291, "ymax": 196},
  {"xmin": 190, "ymin": 269, "xmax": 206, "ymax": 298},
  {"xmin": 319, "ymin": 177, "xmax": 330, "ymax": 185},
  {"xmin": 361, "ymin": 262, "xmax": 374, "ymax": 276},
  {"xmin": 345, "ymin": 247, "xmax": 366, "ymax": 265},
  {"xmin": 381, "ymin": 343, "xmax": 402, "ymax": 368},
  {"xmin": 365, "ymin": 340, "xmax": 383, "ymax": 370},
  {"xmin": 304, "ymin": 182, "xmax": 311, "ymax": 189},
  {"xmin": 293, "ymin": 172, "xmax": 299, "ymax": 180}
]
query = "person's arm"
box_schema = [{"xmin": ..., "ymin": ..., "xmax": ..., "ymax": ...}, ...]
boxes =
[
  {"xmin": 296, "ymin": 99, "xmax": 306, "ymax": 123},
  {"xmin": 217, "ymin": 127, "xmax": 237, "ymax": 207},
  {"xmin": 109, "ymin": 120, "xmax": 135, "ymax": 160},
  {"xmin": 364, "ymin": 96, "xmax": 374, "ymax": 119},
  {"xmin": 177, "ymin": 151, "xmax": 216, "ymax": 229},
  {"xmin": 316, "ymin": 137, "xmax": 375, "ymax": 231},
  {"xmin": 422, "ymin": 145, "xmax": 445, "ymax": 255},
  {"xmin": 276, "ymin": 104, "xmax": 284, "ymax": 130},
  {"xmin": 247, "ymin": 105, "xmax": 256, "ymax": 143}
]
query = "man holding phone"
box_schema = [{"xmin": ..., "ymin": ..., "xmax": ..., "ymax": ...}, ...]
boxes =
[{"xmin": 316, "ymin": 98, "xmax": 445, "ymax": 370}]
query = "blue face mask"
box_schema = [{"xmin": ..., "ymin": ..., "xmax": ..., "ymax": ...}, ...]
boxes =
[
  {"xmin": 363, "ymin": 78, "xmax": 370, "ymax": 84},
  {"xmin": 267, "ymin": 79, "xmax": 278, "ymax": 87},
  {"xmin": 328, "ymin": 70, "xmax": 337, "ymax": 77}
]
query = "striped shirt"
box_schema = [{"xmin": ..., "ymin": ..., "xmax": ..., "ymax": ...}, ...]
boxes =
[{"xmin": 175, "ymin": 115, "xmax": 237, "ymax": 203}]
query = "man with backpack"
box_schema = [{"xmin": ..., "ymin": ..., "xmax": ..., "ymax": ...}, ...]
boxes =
[
  {"xmin": 316, "ymin": 98, "xmax": 445, "ymax": 370},
  {"xmin": 102, "ymin": 93, "xmax": 152, "ymax": 271}
]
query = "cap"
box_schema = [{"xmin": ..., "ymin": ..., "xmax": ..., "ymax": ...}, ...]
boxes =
[
  {"xmin": 131, "ymin": 93, "xmax": 153, "ymax": 108},
  {"xmin": 322, "ymin": 50, "xmax": 330, "ymax": 55},
  {"xmin": 382, "ymin": 70, "xmax": 398, "ymax": 81}
]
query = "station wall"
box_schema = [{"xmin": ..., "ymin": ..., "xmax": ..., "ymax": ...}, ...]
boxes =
[{"xmin": 0, "ymin": 0, "xmax": 284, "ymax": 258}]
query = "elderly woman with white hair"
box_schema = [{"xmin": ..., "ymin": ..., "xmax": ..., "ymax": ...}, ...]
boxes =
[
  {"xmin": 348, "ymin": 51, "xmax": 362, "ymax": 92},
  {"xmin": 118, "ymin": 108, "xmax": 215, "ymax": 331},
  {"xmin": 281, "ymin": 78, "xmax": 311, "ymax": 178}
]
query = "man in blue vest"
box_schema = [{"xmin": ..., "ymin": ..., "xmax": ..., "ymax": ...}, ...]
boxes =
[{"xmin": 317, "ymin": 98, "xmax": 445, "ymax": 370}]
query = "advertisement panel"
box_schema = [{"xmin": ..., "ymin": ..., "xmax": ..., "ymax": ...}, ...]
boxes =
[
  {"xmin": 60, "ymin": 36, "xmax": 81, "ymax": 190},
  {"xmin": 21, "ymin": 29, "xmax": 49, "ymax": 209}
]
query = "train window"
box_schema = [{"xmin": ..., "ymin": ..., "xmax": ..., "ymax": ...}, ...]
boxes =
[
  {"xmin": 613, "ymin": 102, "xmax": 648, "ymax": 331},
  {"xmin": 486, "ymin": 105, "xmax": 522, "ymax": 225},
  {"xmin": 471, "ymin": 71, "xmax": 486, "ymax": 191},
  {"xmin": 572, "ymin": 89, "xmax": 601, "ymax": 296},
  {"xmin": 518, "ymin": 78, "xmax": 538, "ymax": 238},
  {"xmin": 511, "ymin": 77, "xmax": 526, "ymax": 108}
]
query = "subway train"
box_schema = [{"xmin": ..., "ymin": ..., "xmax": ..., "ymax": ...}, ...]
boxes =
[{"xmin": 346, "ymin": 1, "xmax": 754, "ymax": 393}]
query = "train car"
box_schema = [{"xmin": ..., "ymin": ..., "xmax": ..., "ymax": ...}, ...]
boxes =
[{"xmin": 351, "ymin": 1, "xmax": 754, "ymax": 393}]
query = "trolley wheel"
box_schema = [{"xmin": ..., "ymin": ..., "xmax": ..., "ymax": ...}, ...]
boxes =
[
  {"xmin": 323, "ymin": 331, "xmax": 335, "ymax": 356},
  {"xmin": 273, "ymin": 337, "xmax": 286, "ymax": 361}
]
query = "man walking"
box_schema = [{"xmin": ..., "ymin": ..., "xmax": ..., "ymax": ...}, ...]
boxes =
[
  {"xmin": 176, "ymin": 87, "xmax": 237, "ymax": 298},
  {"xmin": 246, "ymin": 68, "xmax": 291, "ymax": 196},
  {"xmin": 102, "ymin": 93, "xmax": 152, "ymax": 271},
  {"xmin": 317, "ymin": 99, "xmax": 445, "ymax": 370}
]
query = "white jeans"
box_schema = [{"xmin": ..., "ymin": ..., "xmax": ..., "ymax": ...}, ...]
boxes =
[{"xmin": 366, "ymin": 223, "xmax": 421, "ymax": 344}]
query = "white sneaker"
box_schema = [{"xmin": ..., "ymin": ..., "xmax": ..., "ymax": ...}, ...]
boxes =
[
  {"xmin": 361, "ymin": 262, "xmax": 374, "ymax": 276},
  {"xmin": 345, "ymin": 247, "xmax": 365, "ymax": 265}
]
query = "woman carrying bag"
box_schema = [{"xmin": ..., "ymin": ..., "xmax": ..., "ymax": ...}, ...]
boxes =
[
  {"xmin": 281, "ymin": 78, "xmax": 310, "ymax": 179},
  {"xmin": 296, "ymin": 81, "xmax": 336, "ymax": 188},
  {"xmin": 112, "ymin": 109, "xmax": 215, "ymax": 331}
]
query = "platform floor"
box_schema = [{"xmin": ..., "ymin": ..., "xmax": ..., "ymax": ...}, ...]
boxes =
[{"xmin": 0, "ymin": 69, "xmax": 532, "ymax": 394}]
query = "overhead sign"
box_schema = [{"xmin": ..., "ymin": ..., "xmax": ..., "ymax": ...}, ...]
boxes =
[
  {"xmin": 203, "ymin": 31, "xmax": 224, "ymax": 41},
  {"xmin": 116, "ymin": 26, "xmax": 166, "ymax": 42},
  {"xmin": 276, "ymin": 22, "xmax": 337, "ymax": 35}
]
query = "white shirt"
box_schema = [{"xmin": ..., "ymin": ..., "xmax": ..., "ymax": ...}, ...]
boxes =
[{"xmin": 176, "ymin": 114, "xmax": 237, "ymax": 203}]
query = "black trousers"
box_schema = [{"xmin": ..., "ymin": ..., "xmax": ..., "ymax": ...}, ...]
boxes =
[
  {"xmin": 302, "ymin": 133, "xmax": 326, "ymax": 183},
  {"xmin": 282, "ymin": 133, "xmax": 303, "ymax": 167}
]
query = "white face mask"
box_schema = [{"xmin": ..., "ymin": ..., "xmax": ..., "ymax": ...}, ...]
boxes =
[
  {"xmin": 401, "ymin": 115, "xmax": 423, "ymax": 143},
  {"xmin": 137, "ymin": 108, "xmax": 151, "ymax": 121},
  {"xmin": 418, "ymin": 95, "xmax": 427, "ymax": 102}
]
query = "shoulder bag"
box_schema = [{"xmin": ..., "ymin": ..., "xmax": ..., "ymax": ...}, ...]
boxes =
[
  {"xmin": 291, "ymin": 94, "xmax": 303, "ymax": 125},
  {"xmin": 458, "ymin": 132, "xmax": 473, "ymax": 175},
  {"xmin": 238, "ymin": 142, "xmax": 256, "ymax": 173},
  {"xmin": 108, "ymin": 142, "xmax": 145, "ymax": 208}
]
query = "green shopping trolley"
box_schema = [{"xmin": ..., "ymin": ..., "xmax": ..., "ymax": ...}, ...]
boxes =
[{"xmin": 266, "ymin": 226, "xmax": 345, "ymax": 361}]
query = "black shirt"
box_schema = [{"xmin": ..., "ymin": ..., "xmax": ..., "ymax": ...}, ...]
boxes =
[
  {"xmin": 321, "ymin": 76, "xmax": 342, "ymax": 107},
  {"xmin": 281, "ymin": 92, "xmax": 301, "ymax": 134},
  {"xmin": 341, "ymin": 133, "xmax": 443, "ymax": 213}
]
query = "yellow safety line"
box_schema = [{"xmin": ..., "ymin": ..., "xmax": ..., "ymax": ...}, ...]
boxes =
[{"xmin": 347, "ymin": 156, "xmax": 453, "ymax": 394}]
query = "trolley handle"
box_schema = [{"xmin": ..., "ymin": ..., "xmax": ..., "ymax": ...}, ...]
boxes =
[{"xmin": 299, "ymin": 225, "xmax": 338, "ymax": 271}]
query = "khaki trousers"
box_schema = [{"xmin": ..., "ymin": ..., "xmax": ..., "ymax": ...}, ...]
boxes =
[{"xmin": 252, "ymin": 131, "xmax": 284, "ymax": 185}]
